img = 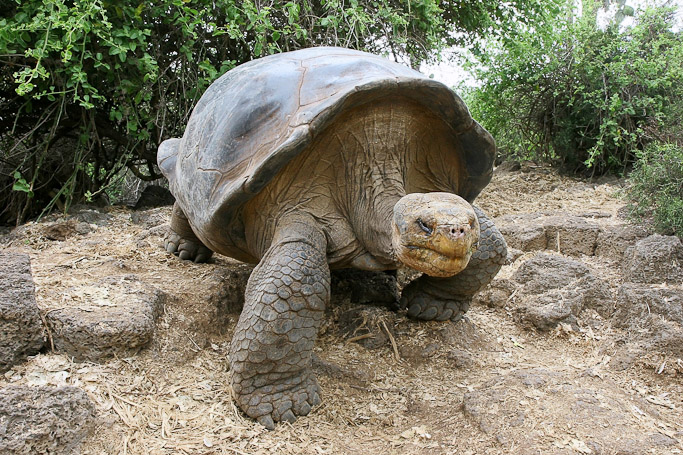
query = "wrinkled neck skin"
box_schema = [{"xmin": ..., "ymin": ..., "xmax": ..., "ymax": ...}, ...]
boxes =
[
  {"xmin": 336, "ymin": 149, "xmax": 405, "ymax": 270},
  {"xmin": 242, "ymin": 134, "xmax": 406, "ymax": 269}
]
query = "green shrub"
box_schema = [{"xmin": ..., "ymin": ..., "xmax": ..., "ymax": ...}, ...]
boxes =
[
  {"xmin": 464, "ymin": 1, "xmax": 683, "ymax": 176},
  {"xmin": 1, "ymin": 0, "xmax": 555, "ymax": 226},
  {"xmin": 624, "ymin": 142, "xmax": 683, "ymax": 237}
]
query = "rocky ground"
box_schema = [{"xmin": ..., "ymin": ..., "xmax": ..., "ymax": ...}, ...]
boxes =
[{"xmin": 1, "ymin": 164, "xmax": 682, "ymax": 455}]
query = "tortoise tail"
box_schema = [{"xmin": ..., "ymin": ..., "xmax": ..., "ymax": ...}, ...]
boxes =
[{"xmin": 157, "ymin": 138, "xmax": 181, "ymax": 184}]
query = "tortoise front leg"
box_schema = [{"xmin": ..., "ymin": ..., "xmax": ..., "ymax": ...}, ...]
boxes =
[
  {"xmin": 230, "ymin": 218, "xmax": 330, "ymax": 429},
  {"xmin": 165, "ymin": 202, "xmax": 214, "ymax": 263},
  {"xmin": 400, "ymin": 206, "xmax": 507, "ymax": 321}
]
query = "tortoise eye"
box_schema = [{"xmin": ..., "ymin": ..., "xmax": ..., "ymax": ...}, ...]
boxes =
[{"xmin": 416, "ymin": 218, "xmax": 433, "ymax": 235}]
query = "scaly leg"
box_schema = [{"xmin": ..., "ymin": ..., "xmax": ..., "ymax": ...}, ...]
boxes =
[{"xmin": 230, "ymin": 217, "xmax": 330, "ymax": 429}]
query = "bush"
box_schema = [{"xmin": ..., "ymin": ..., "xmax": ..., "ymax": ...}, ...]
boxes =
[
  {"xmin": 1, "ymin": 0, "xmax": 554, "ymax": 226},
  {"xmin": 464, "ymin": 1, "xmax": 683, "ymax": 176},
  {"xmin": 624, "ymin": 142, "xmax": 683, "ymax": 237}
]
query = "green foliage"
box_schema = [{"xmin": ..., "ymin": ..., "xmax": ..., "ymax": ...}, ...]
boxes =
[
  {"xmin": 1, "ymin": 0, "xmax": 553, "ymax": 225},
  {"xmin": 624, "ymin": 142, "xmax": 683, "ymax": 237},
  {"xmin": 464, "ymin": 1, "xmax": 683, "ymax": 176},
  {"xmin": 12, "ymin": 171, "xmax": 33, "ymax": 198}
]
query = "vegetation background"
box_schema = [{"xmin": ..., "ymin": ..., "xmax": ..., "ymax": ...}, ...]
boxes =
[
  {"xmin": 462, "ymin": 0, "xmax": 682, "ymax": 235},
  {"xmin": 1, "ymin": 0, "xmax": 681, "ymax": 234}
]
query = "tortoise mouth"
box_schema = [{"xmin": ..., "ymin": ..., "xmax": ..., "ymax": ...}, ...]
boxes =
[
  {"xmin": 406, "ymin": 244, "xmax": 464, "ymax": 259},
  {"xmin": 397, "ymin": 243, "xmax": 474, "ymax": 277}
]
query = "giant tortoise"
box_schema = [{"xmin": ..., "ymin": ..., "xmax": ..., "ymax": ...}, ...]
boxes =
[{"xmin": 158, "ymin": 47, "xmax": 507, "ymax": 428}]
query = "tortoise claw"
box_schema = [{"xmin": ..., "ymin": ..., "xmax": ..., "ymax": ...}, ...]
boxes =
[
  {"xmin": 281, "ymin": 409, "xmax": 296, "ymax": 424},
  {"xmin": 257, "ymin": 415, "xmax": 275, "ymax": 430},
  {"xmin": 164, "ymin": 230, "xmax": 213, "ymax": 263}
]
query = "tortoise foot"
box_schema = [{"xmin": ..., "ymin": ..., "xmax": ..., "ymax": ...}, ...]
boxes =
[
  {"xmin": 233, "ymin": 370, "xmax": 321, "ymax": 430},
  {"xmin": 165, "ymin": 202, "xmax": 213, "ymax": 263},
  {"xmin": 400, "ymin": 279, "xmax": 470, "ymax": 321},
  {"xmin": 164, "ymin": 230, "xmax": 213, "ymax": 263}
]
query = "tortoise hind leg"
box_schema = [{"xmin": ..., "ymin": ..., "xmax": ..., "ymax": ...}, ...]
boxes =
[
  {"xmin": 230, "ymin": 216, "xmax": 329, "ymax": 429},
  {"xmin": 165, "ymin": 202, "xmax": 214, "ymax": 263}
]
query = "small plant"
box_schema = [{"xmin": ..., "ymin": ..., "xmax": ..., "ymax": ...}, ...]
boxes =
[
  {"xmin": 624, "ymin": 142, "xmax": 683, "ymax": 237},
  {"xmin": 12, "ymin": 171, "xmax": 34, "ymax": 198}
]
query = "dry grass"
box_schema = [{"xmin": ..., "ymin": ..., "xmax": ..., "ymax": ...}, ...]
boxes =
[{"xmin": 1, "ymin": 166, "xmax": 681, "ymax": 454}]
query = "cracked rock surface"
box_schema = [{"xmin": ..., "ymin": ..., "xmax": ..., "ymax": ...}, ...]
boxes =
[
  {"xmin": 0, "ymin": 252, "xmax": 44, "ymax": 372},
  {"xmin": 0, "ymin": 385, "xmax": 96, "ymax": 455}
]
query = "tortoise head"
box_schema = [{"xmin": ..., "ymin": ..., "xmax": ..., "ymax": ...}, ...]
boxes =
[{"xmin": 392, "ymin": 193, "xmax": 479, "ymax": 277}]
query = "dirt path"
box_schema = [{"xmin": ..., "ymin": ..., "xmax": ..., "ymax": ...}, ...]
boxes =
[{"xmin": 2, "ymin": 165, "xmax": 681, "ymax": 454}]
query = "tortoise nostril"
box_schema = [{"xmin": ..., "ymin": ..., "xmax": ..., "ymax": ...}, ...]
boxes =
[
  {"xmin": 460, "ymin": 228, "xmax": 465, "ymax": 234},
  {"xmin": 451, "ymin": 228, "xmax": 456, "ymax": 234}
]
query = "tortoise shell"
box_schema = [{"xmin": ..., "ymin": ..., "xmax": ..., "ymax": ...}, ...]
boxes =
[{"xmin": 158, "ymin": 47, "xmax": 495, "ymax": 249}]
